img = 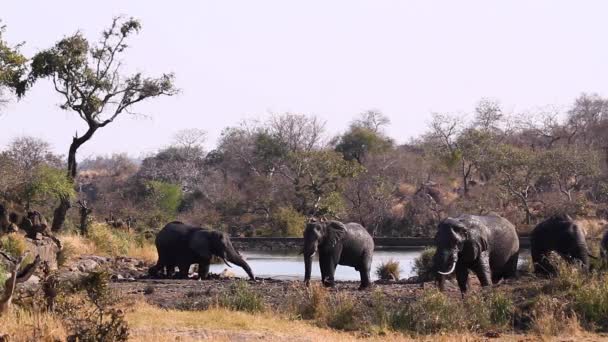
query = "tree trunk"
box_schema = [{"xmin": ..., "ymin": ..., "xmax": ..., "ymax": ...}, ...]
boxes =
[
  {"xmin": 51, "ymin": 198, "xmax": 71, "ymax": 232},
  {"xmin": 78, "ymin": 200, "xmax": 92, "ymax": 236},
  {"xmin": 52, "ymin": 126, "xmax": 98, "ymax": 232}
]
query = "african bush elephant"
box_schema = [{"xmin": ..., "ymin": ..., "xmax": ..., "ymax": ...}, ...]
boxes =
[
  {"xmin": 433, "ymin": 214, "xmax": 519, "ymax": 294},
  {"xmin": 150, "ymin": 221, "xmax": 255, "ymax": 280},
  {"xmin": 303, "ymin": 219, "xmax": 374, "ymax": 289},
  {"xmin": 531, "ymin": 215, "xmax": 591, "ymax": 275},
  {"xmin": 601, "ymin": 227, "xmax": 608, "ymax": 263}
]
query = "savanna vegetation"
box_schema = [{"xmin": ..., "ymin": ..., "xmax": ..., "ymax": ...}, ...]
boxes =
[{"xmin": 1, "ymin": 14, "xmax": 608, "ymax": 342}]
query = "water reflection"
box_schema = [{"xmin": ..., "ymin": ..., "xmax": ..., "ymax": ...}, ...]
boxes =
[{"xmin": 209, "ymin": 248, "xmax": 425, "ymax": 281}]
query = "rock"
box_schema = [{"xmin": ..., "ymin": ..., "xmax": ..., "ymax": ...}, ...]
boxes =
[
  {"xmin": 219, "ymin": 268, "xmax": 236, "ymax": 279},
  {"xmin": 25, "ymin": 275, "xmax": 40, "ymax": 285},
  {"xmin": 76, "ymin": 259, "xmax": 99, "ymax": 272},
  {"xmin": 25, "ymin": 235, "xmax": 61, "ymax": 270}
]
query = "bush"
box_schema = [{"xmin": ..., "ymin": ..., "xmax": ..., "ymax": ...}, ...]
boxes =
[
  {"xmin": 463, "ymin": 291, "xmax": 514, "ymax": 330},
  {"xmin": 412, "ymin": 247, "xmax": 436, "ymax": 281},
  {"xmin": 573, "ymin": 274, "xmax": 608, "ymax": 330},
  {"xmin": 390, "ymin": 288, "xmax": 463, "ymax": 334},
  {"xmin": 370, "ymin": 290, "xmax": 390, "ymax": 329},
  {"xmin": 218, "ymin": 280, "xmax": 264, "ymax": 313},
  {"xmin": 271, "ymin": 206, "xmax": 306, "ymax": 237},
  {"xmin": 375, "ymin": 259, "xmax": 400, "ymax": 280},
  {"xmin": 88, "ymin": 223, "xmax": 130, "ymax": 256},
  {"xmin": 530, "ymin": 295, "xmax": 578, "ymax": 336},
  {"xmin": 294, "ymin": 283, "xmax": 328, "ymax": 321},
  {"xmin": 0, "ymin": 262, "xmax": 6, "ymax": 285},
  {"xmin": 0, "ymin": 233, "xmax": 28, "ymax": 258},
  {"xmin": 57, "ymin": 270, "xmax": 130, "ymax": 341},
  {"xmin": 327, "ymin": 294, "xmax": 357, "ymax": 330}
]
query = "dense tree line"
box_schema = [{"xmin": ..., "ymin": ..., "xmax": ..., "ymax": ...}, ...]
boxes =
[{"xmin": 1, "ymin": 19, "xmax": 607, "ymax": 238}]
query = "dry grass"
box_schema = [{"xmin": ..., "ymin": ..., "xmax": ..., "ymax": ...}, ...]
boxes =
[
  {"xmin": 0, "ymin": 308, "xmax": 67, "ymax": 341},
  {"xmin": 576, "ymin": 218, "xmax": 608, "ymax": 239},
  {"xmin": 58, "ymin": 223, "xmax": 157, "ymax": 264},
  {"xmin": 127, "ymin": 300, "xmax": 545, "ymax": 342}
]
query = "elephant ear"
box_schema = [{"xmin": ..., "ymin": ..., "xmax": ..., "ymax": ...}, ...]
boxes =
[
  {"xmin": 188, "ymin": 230, "xmax": 212, "ymax": 259},
  {"xmin": 444, "ymin": 218, "xmax": 467, "ymax": 243},
  {"xmin": 326, "ymin": 221, "xmax": 347, "ymax": 247}
]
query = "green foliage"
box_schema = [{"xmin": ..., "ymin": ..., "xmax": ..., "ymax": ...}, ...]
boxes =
[
  {"xmin": 573, "ymin": 275, "xmax": 608, "ymax": 330},
  {"xmin": 390, "ymin": 289, "xmax": 462, "ymax": 334},
  {"xmin": 87, "ymin": 223, "xmax": 130, "ymax": 256},
  {"xmin": 0, "ymin": 262, "xmax": 6, "ymax": 285},
  {"xmin": 271, "ymin": 206, "xmax": 306, "ymax": 237},
  {"xmin": 412, "ymin": 247, "xmax": 436, "ymax": 281},
  {"xmin": 327, "ymin": 295, "xmax": 357, "ymax": 331},
  {"xmin": 218, "ymin": 280, "xmax": 265, "ymax": 313},
  {"xmin": 23, "ymin": 165, "xmax": 75, "ymax": 205},
  {"xmin": 58, "ymin": 270, "xmax": 130, "ymax": 341},
  {"xmin": 370, "ymin": 290, "xmax": 391, "ymax": 329},
  {"xmin": 0, "ymin": 233, "xmax": 28, "ymax": 258},
  {"xmin": 335, "ymin": 126, "xmax": 393, "ymax": 163},
  {"xmin": 0, "ymin": 22, "xmax": 27, "ymax": 96},
  {"xmin": 146, "ymin": 180, "xmax": 183, "ymax": 218},
  {"xmin": 375, "ymin": 259, "xmax": 400, "ymax": 281},
  {"xmin": 287, "ymin": 150, "xmax": 363, "ymax": 215}
]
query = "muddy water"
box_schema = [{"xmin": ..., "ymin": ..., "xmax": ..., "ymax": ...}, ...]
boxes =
[{"xmin": 209, "ymin": 248, "xmax": 425, "ymax": 281}]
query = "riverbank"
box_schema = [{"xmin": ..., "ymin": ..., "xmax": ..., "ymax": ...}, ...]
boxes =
[{"xmin": 231, "ymin": 237, "xmax": 532, "ymax": 252}]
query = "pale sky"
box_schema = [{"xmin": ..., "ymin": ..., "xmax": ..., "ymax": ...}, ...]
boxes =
[{"xmin": 2, "ymin": 1, "xmax": 608, "ymax": 158}]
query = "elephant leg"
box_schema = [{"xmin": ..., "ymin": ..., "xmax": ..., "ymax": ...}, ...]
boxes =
[
  {"xmin": 166, "ymin": 264, "xmax": 177, "ymax": 278},
  {"xmin": 498, "ymin": 252, "xmax": 519, "ymax": 283},
  {"xmin": 456, "ymin": 263, "xmax": 469, "ymax": 295},
  {"xmin": 472, "ymin": 253, "xmax": 491, "ymax": 287},
  {"xmin": 320, "ymin": 257, "xmax": 335, "ymax": 287},
  {"xmin": 358, "ymin": 253, "xmax": 372, "ymax": 290},
  {"xmin": 198, "ymin": 259, "xmax": 210, "ymax": 280},
  {"xmin": 177, "ymin": 262, "xmax": 190, "ymax": 279}
]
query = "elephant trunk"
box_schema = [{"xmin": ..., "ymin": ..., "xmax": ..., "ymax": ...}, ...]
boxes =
[
  {"xmin": 303, "ymin": 241, "xmax": 317, "ymax": 286},
  {"xmin": 225, "ymin": 247, "xmax": 255, "ymax": 280},
  {"xmin": 304, "ymin": 254, "xmax": 313, "ymax": 286},
  {"xmin": 436, "ymin": 249, "xmax": 458, "ymax": 275}
]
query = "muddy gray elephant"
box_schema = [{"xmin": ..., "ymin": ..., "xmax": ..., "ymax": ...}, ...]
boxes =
[
  {"xmin": 303, "ymin": 219, "xmax": 374, "ymax": 290},
  {"xmin": 433, "ymin": 214, "xmax": 519, "ymax": 294},
  {"xmin": 531, "ymin": 215, "xmax": 591, "ymax": 275},
  {"xmin": 150, "ymin": 221, "xmax": 254, "ymax": 280},
  {"xmin": 601, "ymin": 227, "xmax": 608, "ymax": 263}
]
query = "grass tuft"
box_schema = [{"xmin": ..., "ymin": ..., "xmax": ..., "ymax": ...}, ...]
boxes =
[
  {"xmin": 217, "ymin": 280, "xmax": 265, "ymax": 313},
  {"xmin": 376, "ymin": 259, "xmax": 400, "ymax": 281}
]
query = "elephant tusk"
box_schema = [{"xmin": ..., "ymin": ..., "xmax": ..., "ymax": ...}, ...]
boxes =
[{"xmin": 438, "ymin": 261, "xmax": 456, "ymax": 275}]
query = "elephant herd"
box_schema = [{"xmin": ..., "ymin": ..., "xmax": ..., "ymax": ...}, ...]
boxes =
[{"xmin": 149, "ymin": 213, "xmax": 608, "ymax": 294}]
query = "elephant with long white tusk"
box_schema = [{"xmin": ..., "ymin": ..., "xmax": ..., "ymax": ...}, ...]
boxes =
[{"xmin": 433, "ymin": 214, "xmax": 519, "ymax": 294}]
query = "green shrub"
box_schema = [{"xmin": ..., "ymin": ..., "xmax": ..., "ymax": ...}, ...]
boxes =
[
  {"xmin": 463, "ymin": 290, "xmax": 514, "ymax": 330},
  {"xmin": 375, "ymin": 259, "xmax": 400, "ymax": 280},
  {"xmin": 573, "ymin": 274, "xmax": 608, "ymax": 330},
  {"xmin": 218, "ymin": 280, "xmax": 264, "ymax": 313},
  {"xmin": 370, "ymin": 290, "xmax": 390, "ymax": 329},
  {"xmin": 327, "ymin": 295, "xmax": 357, "ymax": 330},
  {"xmin": 0, "ymin": 262, "xmax": 6, "ymax": 285},
  {"xmin": 146, "ymin": 180, "xmax": 183, "ymax": 219},
  {"xmin": 88, "ymin": 223, "xmax": 130, "ymax": 256},
  {"xmin": 390, "ymin": 288, "xmax": 463, "ymax": 334},
  {"xmin": 487, "ymin": 291, "xmax": 514, "ymax": 328},
  {"xmin": 412, "ymin": 247, "xmax": 436, "ymax": 281},
  {"xmin": 271, "ymin": 206, "xmax": 306, "ymax": 237},
  {"xmin": 0, "ymin": 233, "xmax": 28, "ymax": 258}
]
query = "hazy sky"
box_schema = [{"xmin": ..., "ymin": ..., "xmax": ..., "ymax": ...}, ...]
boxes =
[{"xmin": 2, "ymin": 1, "xmax": 608, "ymax": 158}]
